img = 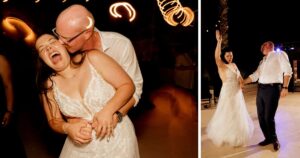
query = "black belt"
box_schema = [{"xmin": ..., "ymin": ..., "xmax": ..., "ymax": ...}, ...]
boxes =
[{"xmin": 258, "ymin": 83, "xmax": 282, "ymax": 87}]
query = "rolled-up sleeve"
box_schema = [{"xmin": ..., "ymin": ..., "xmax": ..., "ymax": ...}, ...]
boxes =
[
  {"xmin": 280, "ymin": 52, "xmax": 293, "ymax": 76},
  {"xmin": 249, "ymin": 62, "xmax": 262, "ymax": 82},
  {"xmin": 122, "ymin": 40, "xmax": 143, "ymax": 107}
]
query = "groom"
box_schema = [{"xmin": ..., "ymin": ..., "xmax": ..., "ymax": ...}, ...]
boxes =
[{"xmin": 243, "ymin": 41, "xmax": 292, "ymax": 151}]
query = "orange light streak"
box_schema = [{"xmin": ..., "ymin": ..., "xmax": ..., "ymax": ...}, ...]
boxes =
[
  {"xmin": 109, "ymin": 2, "xmax": 136, "ymax": 22},
  {"xmin": 157, "ymin": 0, "xmax": 194, "ymax": 27},
  {"xmin": 2, "ymin": 17, "xmax": 36, "ymax": 46}
]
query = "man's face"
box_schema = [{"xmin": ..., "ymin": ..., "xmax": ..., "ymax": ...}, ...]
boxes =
[
  {"xmin": 53, "ymin": 25, "xmax": 87, "ymax": 53},
  {"xmin": 261, "ymin": 42, "xmax": 273, "ymax": 55},
  {"xmin": 261, "ymin": 44, "xmax": 267, "ymax": 55}
]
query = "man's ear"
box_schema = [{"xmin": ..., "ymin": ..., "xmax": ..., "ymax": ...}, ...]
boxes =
[{"xmin": 83, "ymin": 28, "xmax": 93, "ymax": 39}]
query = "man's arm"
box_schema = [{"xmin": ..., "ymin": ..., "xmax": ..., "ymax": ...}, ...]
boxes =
[
  {"xmin": 243, "ymin": 77, "xmax": 253, "ymax": 85},
  {"xmin": 243, "ymin": 60, "xmax": 263, "ymax": 85},
  {"xmin": 280, "ymin": 51, "xmax": 293, "ymax": 97},
  {"xmin": 280, "ymin": 75, "xmax": 291, "ymax": 97},
  {"xmin": 282, "ymin": 75, "xmax": 291, "ymax": 88},
  {"xmin": 122, "ymin": 40, "xmax": 143, "ymax": 107},
  {"xmin": 112, "ymin": 97, "xmax": 135, "ymax": 125}
]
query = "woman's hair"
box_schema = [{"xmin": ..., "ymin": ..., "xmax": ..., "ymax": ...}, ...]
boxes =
[{"xmin": 220, "ymin": 47, "xmax": 232, "ymax": 64}]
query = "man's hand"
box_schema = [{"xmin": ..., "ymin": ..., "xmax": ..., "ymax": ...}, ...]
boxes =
[
  {"xmin": 238, "ymin": 77, "xmax": 244, "ymax": 89},
  {"xmin": 280, "ymin": 88, "xmax": 288, "ymax": 97},
  {"xmin": 92, "ymin": 109, "xmax": 114, "ymax": 139}
]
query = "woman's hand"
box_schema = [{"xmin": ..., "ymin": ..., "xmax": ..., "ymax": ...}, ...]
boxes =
[
  {"xmin": 216, "ymin": 30, "xmax": 222, "ymax": 42},
  {"xmin": 65, "ymin": 120, "xmax": 92, "ymax": 145},
  {"xmin": 238, "ymin": 77, "xmax": 244, "ymax": 89},
  {"xmin": 92, "ymin": 109, "xmax": 114, "ymax": 139}
]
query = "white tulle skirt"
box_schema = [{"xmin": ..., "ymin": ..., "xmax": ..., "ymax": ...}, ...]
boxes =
[{"xmin": 206, "ymin": 82, "xmax": 254, "ymax": 147}]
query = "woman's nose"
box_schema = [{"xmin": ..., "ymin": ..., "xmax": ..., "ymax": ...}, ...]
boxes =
[{"xmin": 45, "ymin": 45, "xmax": 52, "ymax": 51}]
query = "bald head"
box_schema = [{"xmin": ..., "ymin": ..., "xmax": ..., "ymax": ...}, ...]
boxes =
[
  {"xmin": 56, "ymin": 4, "xmax": 94, "ymax": 37},
  {"xmin": 261, "ymin": 41, "xmax": 274, "ymax": 55}
]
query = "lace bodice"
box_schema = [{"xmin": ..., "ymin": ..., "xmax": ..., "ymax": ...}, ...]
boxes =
[
  {"xmin": 52, "ymin": 62, "xmax": 140, "ymax": 158},
  {"xmin": 219, "ymin": 64, "xmax": 240, "ymax": 84},
  {"xmin": 53, "ymin": 63, "xmax": 115, "ymax": 121}
]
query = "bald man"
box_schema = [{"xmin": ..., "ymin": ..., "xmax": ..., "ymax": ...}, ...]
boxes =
[{"xmin": 52, "ymin": 4, "xmax": 143, "ymax": 140}]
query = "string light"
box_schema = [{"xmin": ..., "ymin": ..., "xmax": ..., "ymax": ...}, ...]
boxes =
[
  {"xmin": 109, "ymin": 2, "xmax": 136, "ymax": 22},
  {"xmin": 157, "ymin": 0, "xmax": 194, "ymax": 27},
  {"xmin": 86, "ymin": 17, "xmax": 94, "ymax": 29},
  {"xmin": 2, "ymin": 17, "xmax": 36, "ymax": 46}
]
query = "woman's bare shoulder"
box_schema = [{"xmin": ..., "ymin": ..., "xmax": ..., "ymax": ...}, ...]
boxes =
[{"xmin": 86, "ymin": 50, "xmax": 115, "ymax": 66}]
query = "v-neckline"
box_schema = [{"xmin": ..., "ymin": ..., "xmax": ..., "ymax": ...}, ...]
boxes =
[
  {"xmin": 56, "ymin": 77, "xmax": 92, "ymax": 104},
  {"xmin": 54, "ymin": 66, "xmax": 93, "ymax": 104},
  {"xmin": 226, "ymin": 64, "xmax": 237, "ymax": 74}
]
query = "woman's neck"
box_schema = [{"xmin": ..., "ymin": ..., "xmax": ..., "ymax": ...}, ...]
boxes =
[{"xmin": 57, "ymin": 65, "xmax": 80, "ymax": 79}]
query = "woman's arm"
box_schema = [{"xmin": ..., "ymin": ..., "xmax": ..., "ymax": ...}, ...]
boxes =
[
  {"xmin": 0, "ymin": 55, "xmax": 13, "ymax": 127},
  {"xmin": 42, "ymin": 88, "xmax": 92, "ymax": 144},
  {"xmin": 233, "ymin": 63, "xmax": 244, "ymax": 88},
  {"xmin": 215, "ymin": 30, "xmax": 224, "ymax": 68},
  {"xmin": 41, "ymin": 91, "xmax": 66, "ymax": 134}
]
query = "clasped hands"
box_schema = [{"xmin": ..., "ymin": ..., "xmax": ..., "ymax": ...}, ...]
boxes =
[{"xmin": 66, "ymin": 110, "xmax": 119, "ymax": 145}]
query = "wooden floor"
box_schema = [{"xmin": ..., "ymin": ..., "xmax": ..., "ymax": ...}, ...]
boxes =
[{"xmin": 201, "ymin": 84, "xmax": 300, "ymax": 158}]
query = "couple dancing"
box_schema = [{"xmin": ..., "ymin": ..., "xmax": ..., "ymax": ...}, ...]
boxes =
[
  {"xmin": 35, "ymin": 4, "xmax": 142, "ymax": 158},
  {"xmin": 206, "ymin": 30, "xmax": 292, "ymax": 151}
]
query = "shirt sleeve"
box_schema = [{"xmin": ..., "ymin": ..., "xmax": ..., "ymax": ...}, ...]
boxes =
[
  {"xmin": 249, "ymin": 60, "xmax": 263, "ymax": 82},
  {"xmin": 280, "ymin": 51, "xmax": 293, "ymax": 76},
  {"xmin": 122, "ymin": 40, "xmax": 143, "ymax": 107}
]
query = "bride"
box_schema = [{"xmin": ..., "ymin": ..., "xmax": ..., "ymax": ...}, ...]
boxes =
[{"xmin": 206, "ymin": 30, "xmax": 254, "ymax": 147}]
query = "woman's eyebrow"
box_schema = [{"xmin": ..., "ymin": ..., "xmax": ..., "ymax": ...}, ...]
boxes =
[{"xmin": 37, "ymin": 38, "xmax": 55, "ymax": 50}]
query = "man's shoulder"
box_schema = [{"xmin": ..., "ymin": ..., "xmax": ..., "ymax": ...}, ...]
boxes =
[{"xmin": 101, "ymin": 31, "xmax": 131, "ymax": 42}]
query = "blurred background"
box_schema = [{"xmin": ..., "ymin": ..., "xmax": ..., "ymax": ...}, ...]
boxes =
[{"xmin": 0, "ymin": 0, "xmax": 199, "ymax": 157}]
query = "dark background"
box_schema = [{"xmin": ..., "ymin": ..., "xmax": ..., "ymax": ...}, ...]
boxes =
[
  {"xmin": 202, "ymin": 0, "xmax": 300, "ymax": 83},
  {"xmin": 0, "ymin": 0, "xmax": 198, "ymax": 156},
  {"xmin": 0, "ymin": 0, "xmax": 198, "ymax": 112}
]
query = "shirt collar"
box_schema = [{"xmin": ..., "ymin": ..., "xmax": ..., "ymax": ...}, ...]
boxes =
[{"xmin": 94, "ymin": 28, "xmax": 109, "ymax": 52}]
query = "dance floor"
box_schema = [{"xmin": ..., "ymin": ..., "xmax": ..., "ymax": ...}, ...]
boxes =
[{"xmin": 201, "ymin": 84, "xmax": 300, "ymax": 158}]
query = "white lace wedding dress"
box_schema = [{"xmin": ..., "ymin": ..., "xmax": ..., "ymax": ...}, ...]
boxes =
[
  {"xmin": 53, "ymin": 63, "xmax": 140, "ymax": 158},
  {"xmin": 206, "ymin": 64, "xmax": 254, "ymax": 147}
]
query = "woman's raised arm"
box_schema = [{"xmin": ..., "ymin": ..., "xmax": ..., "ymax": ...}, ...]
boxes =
[{"xmin": 215, "ymin": 30, "xmax": 224, "ymax": 68}]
